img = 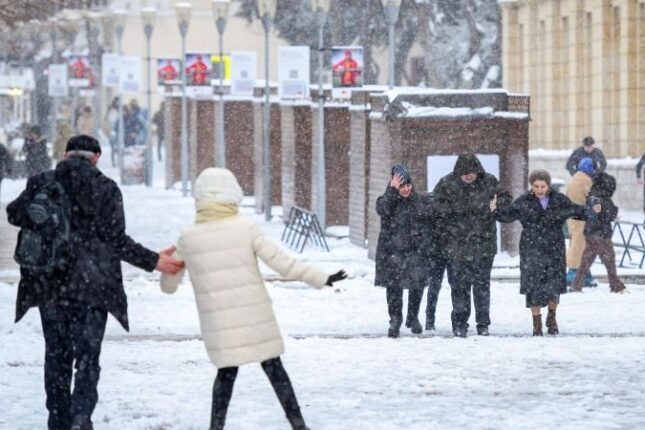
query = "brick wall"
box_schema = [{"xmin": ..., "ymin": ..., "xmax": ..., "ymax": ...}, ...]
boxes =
[
  {"xmin": 349, "ymin": 107, "xmax": 371, "ymax": 247},
  {"xmin": 224, "ymin": 100, "xmax": 255, "ymax": 195},
  {"xmin": 189, "ymin": 99, "xmax": 215, "ymax": 182},
  {"xmin": 281, "ymin": 103, "xmax": 313, "ymax": 218}
]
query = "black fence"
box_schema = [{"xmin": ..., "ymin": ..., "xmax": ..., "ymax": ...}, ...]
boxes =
[
  {"xmin": 612, "ymin": 221, "xmax": 645, "ymax": 269},
  {"xmin": 281, "ymin": 206, "xmax": 329, "ymax": 253}
]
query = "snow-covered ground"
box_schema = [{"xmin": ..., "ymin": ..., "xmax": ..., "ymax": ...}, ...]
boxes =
[{"xmin": 1, "ymin": 153, "xmax": 645, "ymax": 429}]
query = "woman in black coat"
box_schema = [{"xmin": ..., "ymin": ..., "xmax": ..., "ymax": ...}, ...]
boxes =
[
  {"xmin": 375, "ymin": 164, "xmax": 429, "ymax": 338},
  {"xmin": 499, "ymin": 170, "xmax": 586, "ymax": 336}
]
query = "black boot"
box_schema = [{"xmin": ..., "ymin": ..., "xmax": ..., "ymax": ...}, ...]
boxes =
[
  {"xmin": 477, "ymin": 326, "xmax": 489, "ymax": 336},
  {"xmin": 454, "ymin": 325, "xmax": 468, "ymax": 338},
  {"xmin": 388, "ymin": 318, "xmax": 402, "ymax": 338},
  {"xmin": 546, "ymin": 309, "xmax": 559, "ymax": 335},
  {"xmin": 70, "ymin": 416, "xmax": 93, "ymax": 430},
  {"xmin": 288, "ymin": 415, "xmax": 311, "ymax": 430},
  {"xmin": 405, "ymin": 318, "xmax": 422, "ymax": 334}
]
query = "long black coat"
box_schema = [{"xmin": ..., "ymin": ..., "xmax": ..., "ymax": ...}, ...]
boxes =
[
  {"xmin": 432, "ymin": 155, "xmax": 511, "ymax": 261},
  {"xmin": 6, "ymin": 157, "xmax": 158, "ymax": 330},
  {"xmin": 375, "ymin": 186, "xmax": 429, "ymax": 290},
  {"xmin": 499, "ymin": 190, "xmax": 586, "ymax": 296}
]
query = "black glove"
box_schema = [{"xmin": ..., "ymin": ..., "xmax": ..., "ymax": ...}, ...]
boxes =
[{"xmin": 325, "ymin": 270, "xmax": 347, "ymax": 286}]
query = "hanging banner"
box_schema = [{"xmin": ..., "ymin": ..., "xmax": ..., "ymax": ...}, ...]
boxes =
[
  {"xmin": 102, "ymin": 53, "xmax": 120, "ymax": 87},
  {"xmin": 157, "ymin": 58, "xmax": 181, "ymax": 86},
  {"xmin": 120, "ymin": 56, "xmax": 142, "ymax": 93},
  {"xmin": 331, "ymin": 46, "xmax": 364, "ymax": 99},
  {"xmin": 48, "ymin": 64, "xmax": 68, "ymax": 97},
  {"xmin": 278, "ymin": 46, "xmax": 310, "ymax": 100},
  {"xmin": 210, "ymin": 54, "xmax": 231, "ymax": 81},
  {"xmin": 67, "ymin": 55, "xmax": 93, "ymax": 87},
  {"xmin": 230, "ymin": 51, "xmax": 257, "ymax": 96},
  {"xmin": 185, "ymin": 52, "xmax": 213, "ymax": 86}
]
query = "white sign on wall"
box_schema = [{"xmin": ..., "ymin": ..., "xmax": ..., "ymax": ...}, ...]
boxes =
[
  {"xmin": 102, "ymin": 53, "xmax": 120, "ymax": 87},
  {"xmin": 278, "ymin": 46, "xmax": 310, "ymax": 99},
  {"xmin": 48, "ymin": 64, "xmax": 68, "ymax": 97},
  {"xmin": 120, "ymin": 56, "xmax": 142, "ymax": 93},
  {"xmin": 230, "ymin": 51, "xmax": 257, "ymax": 96}
]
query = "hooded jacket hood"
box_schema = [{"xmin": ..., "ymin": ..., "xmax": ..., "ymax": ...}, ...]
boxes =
[
  {"xmin": 590, "ymin": 172, "xmax": 616, "ymax": 198},
  {"xmin": 193, "ymin": 168, "xmax": 243, "ymax": 206},
  {"xmin": 453, "ymin": 153, "xmax": 485, "ymax": 176}
]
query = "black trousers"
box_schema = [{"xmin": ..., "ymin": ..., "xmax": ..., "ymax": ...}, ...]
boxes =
[
  {"xmin": 386, "ymin": 287, "xmax": 423, "ymax": 325},
  {"xmin": 449, "ymin": 257, "xmax": 494, "ymax": 331},
  {"xmin": 425, "ymin": 256, "xmax": 450, "ymax": 328},
  {"xmin": 211, "ymin": 357, "xmax": 304, "ymax": 429},
  {"xmin": 39, "ymin": 300, "xmax": 107, "ymax": 430}
]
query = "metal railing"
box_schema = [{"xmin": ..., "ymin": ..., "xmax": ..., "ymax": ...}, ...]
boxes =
[
  {"xmin": 281, "ymin": 206, "xmax": 329, "ymax": 253},
  {"xmin": 612, "ymin": 221, "xmax": 645, "ymax": 269}
]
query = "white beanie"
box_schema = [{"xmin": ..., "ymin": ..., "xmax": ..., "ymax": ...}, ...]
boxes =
[{"xmin": 193, "ymin": 168, "xmax": 243, "ymax": 206}]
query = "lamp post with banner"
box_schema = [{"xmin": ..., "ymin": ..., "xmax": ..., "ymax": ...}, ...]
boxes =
[
  {"xmin": 212, "ymin": 0, "xmax": 230, "ymax": 168},
  {"xmin": 257, "ymin": 0, "xmax": 276, "ymax": 221},
  {"xmin": 141, "ymin": 6, "xmax": 156, "ymax": 187},
  {"xmin": 175, "ymin": 2, "xmax": 192, "ymax": 197}
]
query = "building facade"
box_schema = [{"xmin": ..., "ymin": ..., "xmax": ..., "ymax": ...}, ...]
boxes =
[{"xmin": 500, "ymin": 0, "xmax": 645, "ymax": 157}]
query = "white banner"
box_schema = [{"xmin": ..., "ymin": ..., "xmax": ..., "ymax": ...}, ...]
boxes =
[
  {"xmin": 230, "ymin": 51, "xmax": 257, "ymax": 96},
  {"xmin": 120, "ymin": 56, "xmax": 142, "ymax": 93},
  {"xmin": 102, "ymin": 53, "xmax": 120, "ymax": 87},
  {"xmin": 278, "ymin": 46, "xmax": 310, "ymax": 99},
  {"xmin": 48, "ymin": 64, "xmax": 68, "ymax": 97}
]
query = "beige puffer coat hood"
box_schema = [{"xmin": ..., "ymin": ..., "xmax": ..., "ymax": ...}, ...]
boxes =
[{"xmin": 161, "ymin": 168, "xmax": 328, "ymax": 368}]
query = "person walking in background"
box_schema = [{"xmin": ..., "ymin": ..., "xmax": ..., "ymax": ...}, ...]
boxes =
[
  {"xmin": 7, "ymin": 135, "xmax": 184, "ymax": 430},
  {"xmin": 0, "ymin": 141, "xmax": 12, "ymax": 199},
  {"xmin": 432, "ymin": 153, "xmax": 512, "ymax": 338},
  {"xmin": 421, "ymin": 190, "xmax": 451, "ymax": 333},
  {"xmin": 566, "ymin": 136, "xmax": 607, "ymax": 175},
  {"xmin": 375, "ymin": 164, "xmax": 428, "ymax": 338},
  {"xmin": 105, "ymin": 97, "xmax": 120, "ymax": 167},
  {"xmin": 570, "ymin": 172, "xmax": 627, "ymax": 294},
  {"xmin": 53, "ymin": 120, "xmax": 74, "ymax": 162},
  {"xmin": 636, "ymin": 152, "xmax": 645, "ymax": 224},
  {"xmin": 22, "ymin": 125, "xmax": 51, "ymax": 177},
  {"xmin": 152, "ymin": 102, "xmax": 165, "ymax": 161},
  {"xmin": 160, "ymin": 168, "xmax": 346, "ymax": 430},
  {"xmin": 565, "ymin": 157, "xmax": 597, "ymax": 287},
  {"xmin": 498, "ymin": 170, "xmax": 587, "ymax": 336}
]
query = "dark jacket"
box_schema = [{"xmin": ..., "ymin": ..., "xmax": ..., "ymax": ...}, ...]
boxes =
[
  {"xmin": 431, "ymin": 154, "xmax": 512, "ymax": 261},
  {"xmin": 636, "ymin": 154, "xmax": 645, "ymax": 179},
  {"xmin": 498, "ymin": 190, "xmax": 586, "ymax": 296},
  {"xmin": 23, "ymin": 136, "xmax": 51, "ymax": 177},
  {"xmin": 566, "ymin": 146, "xmax": 607, "ymax": 175},
  {"xmin": 584, "ymin": 172, "xmax": 618, "ymax": 239},
  {"xmin": 375, "ymin": 186, "xmax": 429, "ymax": 290},
  {"xmin": 6, "ymin": 157, "xmax": 159, "ymax": 330}
]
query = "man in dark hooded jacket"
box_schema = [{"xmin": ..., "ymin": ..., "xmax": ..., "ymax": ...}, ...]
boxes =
[
  {"xmin": 432, "ymin": 153, "xmax": 511, "ymax": 337},
  {"xmin": 6, "ymin": 135, "xmax": 183, "ymax": 430}
]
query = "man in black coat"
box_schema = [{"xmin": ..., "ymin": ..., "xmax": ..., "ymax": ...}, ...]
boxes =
[
  {"xmin": 22, "ymin": 125, "xmax": 51, "ymax": 177},
  {"xmin": 0, "ymin": 142, "xmax": 12, "ymax": 197},
  {"xmin": 636, "ymin": 153, "xmax": 645, "ymax": 222},
  {"xmin": 432, "ymin": 153, "xmax": 511, "ymax": 337},
  {"xmin": 566, "ymin": 136, "xmax": 607, "ymax": 175},
  {"xmin": 6, "ymin": 135, "xmax": 183, "ymax": 430}
]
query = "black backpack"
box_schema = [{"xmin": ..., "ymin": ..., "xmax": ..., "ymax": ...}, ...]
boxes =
[{"xmin": 14, "ymin": 171, "xmax": 73, "ymax": 275}]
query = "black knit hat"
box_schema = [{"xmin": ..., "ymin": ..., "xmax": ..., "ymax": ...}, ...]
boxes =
[
  {"xmin": 583, "ymin": 136, "xmax": 595, "ymax": 146},
  {"xmin": 65, "ymin": 134, "xmax": 102, "ymax": 155},
  {"xmin": 391, "ymin": 164, "xmax": 412, "ymax": 185}
]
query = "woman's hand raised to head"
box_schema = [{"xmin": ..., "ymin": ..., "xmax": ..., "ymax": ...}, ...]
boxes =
[{"xmin": 390, "ymin": 173, "xmax": 404, "ymax": 190}]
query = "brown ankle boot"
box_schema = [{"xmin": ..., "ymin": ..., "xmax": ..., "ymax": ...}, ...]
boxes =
[
  {"xmin": 546, "ymin": 309, "xmax": 559, "ymax": 335},
  {"xmin": 532, "ymin": 314, "xmax": 543, "ymax": 336}
]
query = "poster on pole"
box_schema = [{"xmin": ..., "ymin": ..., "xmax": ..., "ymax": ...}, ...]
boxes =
[
  {"xmin": 102, "ymin": 53, "xmax": 120, "ymax": 87},
  {"xmin": 331, "ymin": 46, "xmax": 363, "ymax": 99},
  {"xmin": 120, "ymin": 56, "xmax": 142, "ymax": 93},
  {"xmin": 210, "ymin": 55, "xmax": 231, "ymax": 81},
  {"xmin": 67, "ymin": 55, "xmax": 93, "ymax": 87},
  {"xmin": 230, "ymin": 51, "xmax": 257, "ymax": 96},
  {"xmin": 48, "ymin": 64, "xmax": 68, "ymax": 97},
  {"xmin": 157, "ymin": 58, "xmax": 181, "ymax": 86},
  {"xmin": 185, "ymin": 52, "xmax": 214, "ymax": 96},
  {"xmin": 278, "ymin": 46, "xmax": 310, "ymax": 100}
]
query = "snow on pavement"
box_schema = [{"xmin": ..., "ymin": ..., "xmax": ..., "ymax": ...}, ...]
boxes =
[{"xmin": 1, "ymin": 155, "xmax": 645, "ymax": 429}]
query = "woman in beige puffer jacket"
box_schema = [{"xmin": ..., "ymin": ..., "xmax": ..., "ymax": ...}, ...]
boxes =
[
  {"xmin": 161, "ymin": 168, "xmax": 346, "ymax": 430},
  {"xmin": 565, "ymin": 158, "xmax": 594, "ymax": 284}
]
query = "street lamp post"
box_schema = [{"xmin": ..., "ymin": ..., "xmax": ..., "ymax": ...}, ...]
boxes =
[
  {"xmin": 313, "ymin": 0, "xmax": 329, "ymax": 229},
  {"xmin": 383, "ymin": 0, "xmax": 402, "ymax": 89},
  {"xmin": 258, "ymin": 0, "xmax": 276, "ymax": 221},
  {"xmin": 212, "ymin": 0, "xmax": 230, "ymax": 168},
  {"xmin": 141, "ymin": 7, "xmax": 156, "ymax": 187},
  {"xmin": 175, "ymin": 2, "xmax": 192, "ymax": 197},
  {"xmin": 113, "ymin": 9, "xmax": 127, "ymax": 184}
]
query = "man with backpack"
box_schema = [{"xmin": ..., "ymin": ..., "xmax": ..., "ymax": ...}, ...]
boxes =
[{"xmin": 6, "ymin": 135, "xmax": 183, "ymax": 430}]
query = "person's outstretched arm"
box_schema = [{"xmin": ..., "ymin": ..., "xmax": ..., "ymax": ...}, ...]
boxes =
[{"xmin": 636, "ymin": 154, "xmax": 645, "ymax": 181}]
